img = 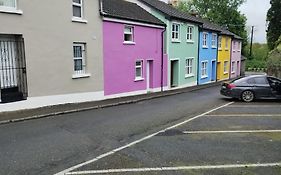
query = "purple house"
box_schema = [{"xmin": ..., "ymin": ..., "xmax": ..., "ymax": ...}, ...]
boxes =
[
  {"xmin": 101, "ymin": 0, "xmax": 167, "ymax": 96},
  {"xmin": 230, "ymin": 35, "xmax": 243, "ymax": 79}
]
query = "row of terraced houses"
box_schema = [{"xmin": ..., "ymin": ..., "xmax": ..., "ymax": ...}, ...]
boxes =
[{"xmin": 0, "ymin": 0, "xmax": 242, "ymax": 105}]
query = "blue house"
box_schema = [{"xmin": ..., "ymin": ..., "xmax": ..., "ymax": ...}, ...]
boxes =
[{"xmin": 198, "ymin": 19, "xmax": 222, "ymax": 85}]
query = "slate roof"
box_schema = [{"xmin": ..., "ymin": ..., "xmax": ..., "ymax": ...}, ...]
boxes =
[
  {"xmin": 101, "ymin": 0, "xmax": 166, "ymax": 26},
  {"xmin": 139, "ymin": 0, "xmax": 202, "ymax": 24},
  {"xmin": 197, "ymin": 18, "xmax": 222, "ymax": 32},
  {"xmin": 220, "ymin": 28, "xmax": 235, "ymax": 36}
]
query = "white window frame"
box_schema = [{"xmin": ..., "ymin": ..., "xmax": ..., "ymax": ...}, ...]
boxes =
[
  {"xmin": 201, "ymin": 61, "xmax": 208, "ymax": 78},
  {"xmin": 186, "ymin": 26, "xmax": 194, "ymax": 42},
  {"xmin": 225, "ymin": 37, "xmax": 229, "ymax": 50},
  {"xmin": 72, "ymin": 43, "xmax": 90, "ymax": 79},
  {"xmin": 72, "ymin": 0, "xmax": 87, "ymax": 23},
  {"xmin": 124, "ymin": 25, "xmax": 135, "ymax": 44},
  {"xmin": 202, "ymin": 32, "xmax": 208, "ymax": 48},
  {"xmin": 224, "ymin": 61, "xmax": 228, "ymax": 74},
  {"xmin": 211, "ymin": 33, "xmax": 217, "ymax": 48},
  {"xmin": 231, "ymin": 61, "xmax": 236, "ymax": 74},
  {"xmin": 238, "ymin": 42, "xmax": 241, "ymax": 52},
  {"xmin": 185, "ymin": 57, "xmax": 194, "ymax": 77},
  {"xmin": 0, "ymin": 0, "xmax": 22, "ymax": 14},
  {"xmin": 135, "ymin": 60, "xmax": 144, "ymax": 81},
  {"xmin": 233, "ymin": 41, "xmax": 236, "ymax": 52},
  {"xmin": 171, "ymin": 22, "xmax": 181, "ymax": 42},
  {"xmin": 218, "ymin": 36, "xmax": 222, "ymax": 50}
]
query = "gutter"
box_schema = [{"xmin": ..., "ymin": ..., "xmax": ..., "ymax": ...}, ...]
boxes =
[{"xmin": 161, "ymin": 27, "xmax": 166, "ymax": 92}]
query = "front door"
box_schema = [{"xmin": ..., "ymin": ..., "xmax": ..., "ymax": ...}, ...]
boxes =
[
  {"xmin": 0, "ymin": 35, "xmax": 28, "ymax": 103},
  {"xmin": 211, "ymin": 60, "xmax": 216, "ymax": 81},
  {"xmin": 146, "ymin": 60, "xmax": 153, "ymax": 92},
  {"xmin": 217, "ymin": 62, "xmax": 221, "ymax": 81},
  {"xmin": 171, "ymin": 60, "xmax": 179, "ymax": 87}
]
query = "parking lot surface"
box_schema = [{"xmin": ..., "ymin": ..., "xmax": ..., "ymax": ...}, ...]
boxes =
[{"xmin": 59, "ymin": 101, "xmax": 281, "ymax": 175}]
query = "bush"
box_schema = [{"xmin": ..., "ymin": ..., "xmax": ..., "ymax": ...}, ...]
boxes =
[{"xmin": 267, "ymin": 36, "xmax": 281, "ymax": 78}]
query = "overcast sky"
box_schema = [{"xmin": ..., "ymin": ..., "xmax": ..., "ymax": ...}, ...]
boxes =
[
  {"xmin": 239, "ymin": 0, "xmax": 271, "ymax": 43},
  {"xmin": 161, "ymin": 0, "xmax": 271, "ymax": 43}
]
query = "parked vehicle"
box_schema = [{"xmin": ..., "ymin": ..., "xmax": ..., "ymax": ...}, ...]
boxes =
[{"xmin": 220, "ymin": 75, "xmax": 281, "ymax": 102}]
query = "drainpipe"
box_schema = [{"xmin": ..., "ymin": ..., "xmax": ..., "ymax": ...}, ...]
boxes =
[
  {"xmin": 216, "ymin": 34, "xmax": 220, "ymax": 82},
  {"xmin": 161, "ymin": 26, "xmax": 166, "ymax": 92},
  {"xmin": 197, "ymin": 26, "xmax": 202, "ymax": 85}
]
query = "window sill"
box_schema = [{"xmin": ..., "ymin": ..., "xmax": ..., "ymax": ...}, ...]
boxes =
[
  {"xmin": 123, "ymin": 41, "xmax": 136, "ymax": 45},
  {"xmin": 224, "ymin": 72, "xmax": 229, "ymax": 75},
  {"xmin": 202, "ymin": 46, "xmax": 208, "ymax": 49},
  {"xmin": 72, "ymin": 17, "xmax": 88, "ymax": 24},
  {"xmin": 218, "ymin": 48, "xmax": 222, "ymax": 51},
  {"xmin": 134, "ymin": 78, "xmax": 144, "ymax": 82},
  {"xmin": 212, "ymin": 46, "xmax": 217, "ymax": 49},
  {"xmin": 201, "ymin": 75, "xmax": 208, "ymax": 79},
  {"xmin": 172, "ymin": 40, "xmax": 181, "ymax": 43},
  {"xmin": 0, "ymin": 8, "xmax": 23, "ymax": 15},
  {"xmin": 186, "ymin": 40, "xmax": 194, "ymax": 43},
  {"xmin": 72, "ymin": 73, "xmax": 91, "ymax": 79},
  {"xmin": 225, "ymin": 49, "xmax": 229, "ymax": 51},
  {"xmin": 231, "ymin": 71, "xmax": 236, "ymax": 74},
  {"xmin": 185, "ymin": 74, "xmax": 194, "ymax": 78}
]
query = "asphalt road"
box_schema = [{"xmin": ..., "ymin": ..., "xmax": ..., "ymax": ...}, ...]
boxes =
[{"xmin": 0, "ymin": 85, "xmax": 230, "ymax": 175}]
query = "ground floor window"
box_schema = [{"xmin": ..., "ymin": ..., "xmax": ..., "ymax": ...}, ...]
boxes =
[
  {"xmin": 185, "ymin": 58, "xmax": 193, "ymax": 77},
  {"xmin": 135, "ymin": 60, "xmax": 143, "ymax": 80},
  {"xmin": 73, "ymin": 43, "xmax": 86, "ymax": 75},
  {"xmin": 201, "ymin": 61, "xmax": 208, "ymax": 78},
  {"xmin": 231, "ymin": 61, "xmax": 235, "ymax": 73},
  {"xmin": 224, "ymin": 61, "xmax": 228, "ymax": 74}
]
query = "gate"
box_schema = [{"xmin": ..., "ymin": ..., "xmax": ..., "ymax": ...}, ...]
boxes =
[{"xmin": 0, "ymin": 36, "xmax": 28, "ymax": 103}]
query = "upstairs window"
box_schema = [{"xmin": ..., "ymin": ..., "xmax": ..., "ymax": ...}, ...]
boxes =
[
  {"xmin": 225, "ymin": 37, "xmax": 229, "ymax": 50},
  {"xmin": 187, "ymin": 26, "xmax": 193, "ymax": 41},
  {"xmin": 172, "ymin": 23, "xmax": 180, "ymax": 41},
  {"xmin": 238, "ymin": 42, "xmax": 241, "ymax": 52},
  {"xmin": 211, "ymin": 33, "xmax": 217, "ymax": 48},
  {"xmin": 72, "ymin": 0, "xmax": 83, "ymax": 19},
  {"xmin": 124, "ymin": 26, "xmax": 134, "ymax": 43},
  {"xmin": 218, "ymin": 36, "xmax": 222, "ymax": 49},
  {"xmin": 233, "ymin": 41, "xmax": 236, "ymax": 52},
  {"xmin": 203, "ymin": 32, "xmax": 208, "ymax": 48}
]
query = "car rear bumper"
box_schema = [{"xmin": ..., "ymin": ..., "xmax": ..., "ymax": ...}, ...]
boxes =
[{"xmin": 220, "ymin": 89, "xmax": 240, "ymax": 98}]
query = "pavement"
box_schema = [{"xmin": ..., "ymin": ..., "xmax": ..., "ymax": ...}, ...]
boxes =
[{"xmin": 0, "ymin": 82, "xmax": 221, "ymax": 124}]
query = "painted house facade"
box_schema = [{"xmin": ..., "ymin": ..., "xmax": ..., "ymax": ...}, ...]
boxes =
[
  {"xmin": 198, "ymin": 20, "xmax": 221, "ymax": 85},
  {"xmin": 230, "ymin": 35, "xmax": 242, "ymax": 79},
  {"xmin": 0, "ymin": 0, "xmax": 104, "ymax": 103},
  {"xmin": 217, "ymin": 30, "xmax": 233, "ymax": 81},
  {"xmin": 128, "ymin": 0, "xmax": 203, "ymax": 89},
  {"xmin": 101, "ymin": 0, "xmax": 167, "ymax": 97}
]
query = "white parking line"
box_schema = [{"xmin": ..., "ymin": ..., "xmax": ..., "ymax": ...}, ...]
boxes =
[
  {"xmin": 65, "ymin": 162, "xmax": 281, "ymax": 174},
  {"xmin": 54, "ymin": 102, "xmax": 234, "ymax": 175},
  {"xmin": 227, "ymin": 105, "xmax": 281, "ymax": 108},
  {"xmin": 183, "ymin": 130, "xmax": 281, "ymax": 134},
  {"xmin": 205, "ymin": 114, "xmax": 281, "ymax": 117}
]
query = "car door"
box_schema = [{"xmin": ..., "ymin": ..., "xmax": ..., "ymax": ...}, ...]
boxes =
[
  {"xmin": 252, "ymin": 77, "xmax": 272, "ymax": 98},
  {"xmin": 268, "ymin": 77, "xmax": 281, "ymax": 96}
]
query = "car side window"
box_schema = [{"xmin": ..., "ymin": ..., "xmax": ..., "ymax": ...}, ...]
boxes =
[
  {"xmin": 247, "ymin": 78, "xmax": 255, "ymax": 84},
  {"xmin": 254, "ymin": 77, "xmax": 268, "ymax": 84}
]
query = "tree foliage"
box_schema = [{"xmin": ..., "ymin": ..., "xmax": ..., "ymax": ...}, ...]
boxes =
[
  {"xmin": 267, "ymin": 36, "xmax": 281, "ymax": 78},
  {"xmin": 267, "ymin": 0, "xmax": 281, "ymax": 51},
  {"xmin": 176, "ymin": 0, "xmax": 248, "ymax": 54}
]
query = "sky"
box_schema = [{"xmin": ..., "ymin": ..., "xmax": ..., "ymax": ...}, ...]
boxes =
[{"xmin": 161, "ymin": 0, "xmax": 271, "ymax": 43}]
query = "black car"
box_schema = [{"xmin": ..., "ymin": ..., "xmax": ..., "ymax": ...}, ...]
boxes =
[{"xmin": 220, "ymin": 75, "xmax": 281, "ymax": 102}]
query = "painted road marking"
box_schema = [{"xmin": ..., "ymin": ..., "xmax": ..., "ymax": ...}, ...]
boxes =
[
  {"xmin": 205, "ymin": 114, "xmax": 281, "ymax": 117},
  {"xmin": 226, "ymin": 105, "xmax": 281, "ymax": 108},
  {"xmin": 183, "ymin": 130, "xmax": 281, "ymax": 134},
  {"xmin": 65, "ymin": 162, "xmax": 281, "ymax": 174},
  {"xmin": 54, "ymin": 102, "xmax": 234, "ymax": 175}
]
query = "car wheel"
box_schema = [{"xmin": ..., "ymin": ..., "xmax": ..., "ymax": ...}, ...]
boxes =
[{"xmin": 241, "ymin": 90, "xmax": 255, "ymax": 102}]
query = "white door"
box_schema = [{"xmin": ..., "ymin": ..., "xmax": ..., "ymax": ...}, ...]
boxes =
[{"xmin": 0, "ymin": 38, "xmax": 18, "ymax": 89}]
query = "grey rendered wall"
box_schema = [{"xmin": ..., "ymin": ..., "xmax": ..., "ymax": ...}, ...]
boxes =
[{"xmin": 0, "ymin": 0, "xmax": 104, "ymax": 97}]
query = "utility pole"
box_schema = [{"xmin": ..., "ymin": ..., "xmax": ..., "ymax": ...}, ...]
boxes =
[{"xmin": 249, "ymin": 26, "xmax": 254, "ymax": 56}]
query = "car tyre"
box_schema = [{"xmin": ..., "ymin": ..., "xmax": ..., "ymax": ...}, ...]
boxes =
[{"xmin": 241, "ymin": 90, "xmax": 255, "ymax": 102}]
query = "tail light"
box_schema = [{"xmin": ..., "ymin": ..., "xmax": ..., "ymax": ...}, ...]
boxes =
[{"xmin": 227, "ymin": 84, "xmax": 236, "ymax": 89}]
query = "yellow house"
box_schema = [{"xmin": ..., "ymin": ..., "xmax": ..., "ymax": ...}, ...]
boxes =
[{"xmin": 217, "ymin": 30, "xmax": 233, "ymax": 81}]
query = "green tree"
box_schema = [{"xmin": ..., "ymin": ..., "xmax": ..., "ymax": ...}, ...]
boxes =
[
  {"xmin": 267, "ymin": 0, "xmax": 281, "ymax": 50},
  {"xmin": 176, "ymin": 0, "xmax": 248, "ymax": 54},
  {"xmin": 267, "ymin": 36, "xmax": 281, "ymax": 78}
]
